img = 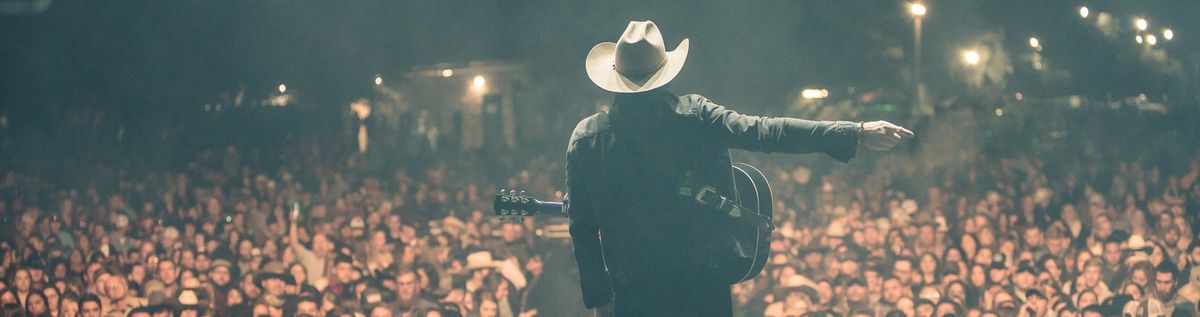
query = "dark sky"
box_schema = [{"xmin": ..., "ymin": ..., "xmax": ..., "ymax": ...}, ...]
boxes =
[{"xmin": 2, "ymin": 0, "xmax": 1197, "ymax": 119}]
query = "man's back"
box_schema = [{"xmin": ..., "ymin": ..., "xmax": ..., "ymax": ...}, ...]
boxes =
[{"xmin": 566, "ymin": 89, "xmax": 863, "ymax": 313}]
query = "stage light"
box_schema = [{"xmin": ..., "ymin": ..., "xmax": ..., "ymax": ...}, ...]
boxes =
[
  {"xmin": 1136, "ymin": 35, "xmax": 1143, "ymax": 44},
  {"xmin": 442, "ymin": 69, "xmax": 454, "ymax": 77},
  {"xmin": 278, "ymin": 84, "xmax": 287, "ymax": 94},
  {"xmin": 1163, "ymin": 29, "xmax": 1173, "ymax": 40},
  {"xmin": 472, "ymin": 75, "xmax": 486, "ymax": 90},
  {"xmin": 1147, "ymin": 35, "xmax": 1157, "ymax": 46},
  {"xmin": 995, "ymin": 108, "xmax": 1004, "ymax": 117},
  {"xmin": 1079, "ymin": 6, "xmax": 1089, "ymax": 19},
  {"xmin": 1136, "ymin": 18, "xmax": 1147, "ymax": 31},
  {"xmin": 1028, "ymin": 37, "xmax": 1039, "ymax": 48},
  {"xmin": 909, "ymin": 3, "xmax": 926, "ymax": 16},
  {"xmin": 374, "ymin": 75, "xmax": 383, "ymax": 85},
  {"xmin": 963, "ymin": 50, "xmax": 980, "ymax": 65}
]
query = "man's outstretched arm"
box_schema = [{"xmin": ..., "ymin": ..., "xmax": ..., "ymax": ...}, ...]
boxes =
[{"xmin": 692, "ymin": 95, "xmax": 912, "ymax": 158}]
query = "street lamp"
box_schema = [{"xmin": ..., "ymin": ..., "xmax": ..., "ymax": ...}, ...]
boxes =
[
  {"xmin": 910, "ymin": 3, "xmax": 926, "ymax": 16},
  {"xmin": 910, "ymin": 2, "xmax": 927, "ymax": 116}
]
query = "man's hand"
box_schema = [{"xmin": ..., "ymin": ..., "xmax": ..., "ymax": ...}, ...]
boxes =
[
  {"xmin": 594, "ymin": 303, "xmax": 613, "ymax": 317},
  {"xmin": 859, "ymin": 121, "xmax": 914, "ymax": 151}
]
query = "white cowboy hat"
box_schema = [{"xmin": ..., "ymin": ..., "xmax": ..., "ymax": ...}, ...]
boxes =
[
  {"xmin": 585, "ymin": 20, "xmax": 689, "ymax": 93},
  {"xmin": 463, "ymin": 251, "xmax": 498, "ymax": 271}
]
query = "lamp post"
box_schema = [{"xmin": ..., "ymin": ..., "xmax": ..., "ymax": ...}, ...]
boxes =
[{"xmin": 910, "ymin": 3, "xmax": 928, "ymax": 116}]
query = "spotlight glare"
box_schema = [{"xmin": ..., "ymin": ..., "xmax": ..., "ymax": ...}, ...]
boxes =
[
  {"xmin": 963, "ymin": 50, "xmax": 981, "ymax": 65},
  {"xmin": 1136, "ymin": 35, "xmax": 1144, "ymax": 44},
  {"xmin": 441, "ymin": 69, "xmax": 454, "ymax": 77},
  {"xmin": 801, "ymin": 89, "xmax": 829, "ymax": 99},
  {"xmin": 278, "ymin": 84, "xmax": 287, "ymax": 93},
  {"xmin": 1136, "ymin": 18, "xmax": 1148, "ymax": 31},
  {"xmin": 374, "ymin": 76, "xmax": 383, "ymax": 85},
  {"xmin": 1147, "ymin": 35, "xmax": 1157, "ymax": 46},
  {"xmin": 909, "ymin": 3, "xmax": 926, "ymax": 16},
  {"xmin": 1163, "ymin": 29, "xmax": 1174, "ymax": 40},
  {"xmin": 1029, "ymin": 37, "xmax": 1040, "ymax": 48},
  {"xmin": 1079, "ymin": 6, "xmax": 1089, "ymax": 18},
  {"xmin": 472, "ymin": 75, "xmax": 486, "ymax": 89}
]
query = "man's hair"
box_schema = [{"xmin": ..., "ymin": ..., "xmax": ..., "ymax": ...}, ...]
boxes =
[
  {"xmin": 1156, "ymin": 261, "xmax": 1179, "ymax": 278},
  {"xmin": 80, "ymin": 293, "xmax": 101, "ymax": 308}
]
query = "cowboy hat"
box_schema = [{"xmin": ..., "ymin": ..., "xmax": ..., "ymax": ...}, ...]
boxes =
[
  {"xmin": 774, "ymin": 275, "xmax": 819, "ymax": 302},
  {"xmin": 462, "ymin": 251, "xmax": 498, "ymax": 272},
  {"xmin": 585, "ymin": 20, "xmax": 689, "ymax": 93},
  {"xmin": 254, "ymin": 261, "xmax": 296, "ymax": 287}
]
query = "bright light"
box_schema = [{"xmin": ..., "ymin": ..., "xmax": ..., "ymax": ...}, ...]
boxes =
[
  {"xmin": 1136, "ymin": 18, "xmax": 1147, "ymax": 31},
  {"xmin": 1147, "ymin": 35, "xmax": 1157, "ymax": 46},
  {"xmin": 1028, "ymin": 37, "xmax": 1040, "ymax": 48},
  {"xmin": 278, "ymin": 84, "xmax": 287, "ymax": 94},
  {"xmin": 1163, "ymin": 29, "xmax": 1174, "ymax": 40},
  {"xmin": 963, "ymin": 50, "xmax": 981, "ymax": 65},
  {"xmin": 909, "ymin": 3, "xmax": 926, "ymax": 16},
  {"xmin": 1079, "ymin": 6, "xmax": 1089, "ymax": 19},
  {"xmin": 801, "ymin": 89, "xmax": 829, "ymax": 99},
  {"xmin": 995, "ymin": 108, "xmax": 1004, "ymax": 117},
  {"xmin": 1136, "ymin": 35, "xmax": 1144, "ymax": 44},
  {"xmin": 441, "ymin": 69, "xmax": 454, "ymax": 77},
  {"xmin": 374, "ymin": 76, "xmax": 383, "ymax": 85},
  {"xmin": 472, "ymin": 75, "xmax": 486, "ymax": 89}
]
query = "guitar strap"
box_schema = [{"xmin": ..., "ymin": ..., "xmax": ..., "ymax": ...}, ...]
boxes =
[
  {"xmin": 683, "ymin": 182, "xmax": 775, "ymax": 231},
  {"xmin": 601, "ymin": 110, "xmax": 774, "ymax": 232}
]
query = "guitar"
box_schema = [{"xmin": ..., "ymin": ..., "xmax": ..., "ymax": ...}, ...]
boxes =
[{"xmin": 492, "ymin": 162, "xmax": 774, "ymax": 284}]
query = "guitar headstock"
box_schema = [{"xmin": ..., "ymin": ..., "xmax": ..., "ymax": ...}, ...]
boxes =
[{"xmin": 493, "ymin": 189, "xmax": 536, "ymax": 223}]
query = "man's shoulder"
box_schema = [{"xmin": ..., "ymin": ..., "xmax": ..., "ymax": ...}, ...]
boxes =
[{"xmin": 569, "ymin": 112, "xmax": 612, "ymax": 144}]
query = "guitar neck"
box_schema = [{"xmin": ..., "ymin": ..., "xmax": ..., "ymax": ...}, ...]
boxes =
[{"xmin": 494, "ymin": 189, "xmax": 567, "ymax": 219}]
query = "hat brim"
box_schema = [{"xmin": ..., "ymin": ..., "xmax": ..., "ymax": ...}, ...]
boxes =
[
  {"xmin": 585, "ymin": 39, "xmax": 689, "ymax": 93},
  {"xmin": 254, "ymin": 273, "xmax": 295, "ymax": 286}
]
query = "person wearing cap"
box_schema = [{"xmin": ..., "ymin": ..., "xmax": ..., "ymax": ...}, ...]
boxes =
[
  {"xmin": 322, "ymin": 254, "xmax": 358, "ymax": 303},
  {"xmin": 1010, "ymin": 261, "xmax": 1037, "ymax": 303},
  {"xmin": 568, "ymin": 21, "xmax": 913, "ymax": 316}
]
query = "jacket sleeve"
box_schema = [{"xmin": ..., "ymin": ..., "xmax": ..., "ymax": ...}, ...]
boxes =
[
  {"xmin": 693, "ymin": 95, "xmax": 861, "ymax": 162},
  {"xmin": 565, "ymin": 138, "xmax": 613, "ymax": 309}
]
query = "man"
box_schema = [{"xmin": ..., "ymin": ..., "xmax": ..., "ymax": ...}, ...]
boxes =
[
  {"xmin": 80, "ymin": 293, "xmax": 103, "ymax": 317},
  {"xmin": 102, "ymin": 274, "xmax": 146, "ymax": 317},
  {"xmin": 1153, "ymin": 262, "xmax": 1192, "ymax": 311},
  {"xmin": 155, "ymin": 259, "xmax": 181, "ymax": 296},
  {"xmin": 393, "ymin": 269, "xmax": 438, "ymax": 316},
  {"xmin": 284, "ymin": 296, "xmax": 321, "ymax": 317},
  {"xmin": 290, "ymin": 205, "xmax": 335, "ymax": 285},
  {"xmin": 568, "ymin": 21, "xmax": 912, "ymax": 316}
]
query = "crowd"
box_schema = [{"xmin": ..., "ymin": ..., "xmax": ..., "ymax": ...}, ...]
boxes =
[{"xmin": 0, "ymin": 101, "xmax": 1198, "ymax": 317}]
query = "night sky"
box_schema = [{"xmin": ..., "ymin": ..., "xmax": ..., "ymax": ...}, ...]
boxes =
[{"xmin": 2, "ymin": 0, "xmax": 1197, "ymax": 120}]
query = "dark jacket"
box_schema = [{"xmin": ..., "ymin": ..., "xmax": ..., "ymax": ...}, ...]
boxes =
[{"xmin": 565, "ymin": 89, "xmax": 861, "ymax": 308}]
